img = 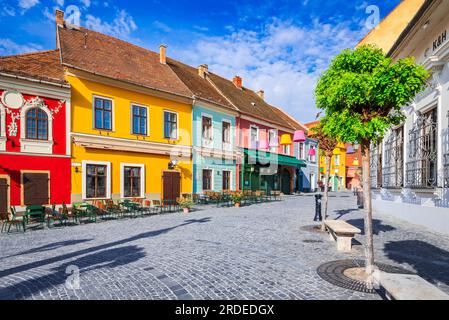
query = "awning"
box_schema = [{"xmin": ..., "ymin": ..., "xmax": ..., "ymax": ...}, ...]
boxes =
[{"xmin": 244, "ymin": 149, "xmax": 306, "ymax": 167}]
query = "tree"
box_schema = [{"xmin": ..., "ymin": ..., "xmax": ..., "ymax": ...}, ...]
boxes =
[
  {"xmin": 310, "ymin": 118, "xmax": 338, "ymax": 230},
  {"xmin": 315, "ymin": 45, "xmax": 429, "ymax": 277}
]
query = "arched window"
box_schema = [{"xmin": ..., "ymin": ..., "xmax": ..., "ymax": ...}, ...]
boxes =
[{"xmin": 26, "ymin": 108, "xmax": 48, "ymax": 141}]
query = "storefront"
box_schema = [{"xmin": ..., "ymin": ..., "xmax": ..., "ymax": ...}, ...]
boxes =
[{"xmin": 241, "ymin": 149, "xmax": 306, "ymax": 194}]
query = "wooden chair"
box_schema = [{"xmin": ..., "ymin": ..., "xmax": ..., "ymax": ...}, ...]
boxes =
[{"xmin": 2, "ymin": 206, "xmax": 26, "ymax": 234}]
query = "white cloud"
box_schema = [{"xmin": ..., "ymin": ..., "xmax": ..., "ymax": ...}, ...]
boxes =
[
  {"xmin": 176, "ymin": 18, "xmax": 365, "ymax": 123},
  {"xmin": 0, "ymin": 38, "xmax": 42, "ymax": 56},
  {"xmin": 85, "ymin": 9, "xmax": 137, "ymax": 39},
  {"xmin": 18, "ymin": 0, "xmax": 39, "ymax": 10}
]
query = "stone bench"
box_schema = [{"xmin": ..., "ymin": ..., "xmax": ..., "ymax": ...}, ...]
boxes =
[
  {"xmin": 378, "ymin": 272, "xmax": 449, "ymax": 300},
  {"xmin": 324, "ymin": 220, "xmax": 362, "ymax": 252}
]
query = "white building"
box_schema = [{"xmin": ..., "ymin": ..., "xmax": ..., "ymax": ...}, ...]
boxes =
[{"xmin": 372, "ymin": 0, "xmax": 449, "ymax": 234}]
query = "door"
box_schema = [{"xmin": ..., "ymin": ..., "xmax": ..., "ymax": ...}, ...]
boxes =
[
  {"xmin": 22, "ymin": 172, "xmax": 50, "ymax": 206},
  {"xmin": 0, "ymin": 178, "xmax": 9, "ymax": 220},
  {"xmin": 281, "ymin": 169, "xmax": 291, "ymax": 195},
  {"xmin": 162, "ymin": 171, "xmax": 181, "ymax": 202}
]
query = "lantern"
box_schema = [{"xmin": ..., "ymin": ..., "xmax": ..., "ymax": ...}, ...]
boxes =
[
  {"xmin": 258, "ymin": 139, "xmax": 269, "ymax": 150},
  {"xmin": 353, "ymin": 158, "xmax": 360, "ymax": 166},
  {"xmin": 293, "ymin": 130, "xmax": 306, "ymax": 143},
  {"xmin": 280, "ymin": 134, "xmax": 293, "ymax": 146}
]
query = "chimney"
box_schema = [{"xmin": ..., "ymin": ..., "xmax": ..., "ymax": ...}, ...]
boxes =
[
  {"xmin": 233, "ymin": 76, "xmax": 243, "ymax": 89},
  {"xmin": 159, "ymin": 45, "xmax": 167, "ymax": 65},
  {"xmin": 198, "ymin": 64, "xmax": 209, "ymax": 78},
  {"xmin": 56, "ymin": 9, "xmax": 64, "ymax": 27},
  {"xmin": 257, "ymin": 90, "xmax": 265, "ymax": 100}
]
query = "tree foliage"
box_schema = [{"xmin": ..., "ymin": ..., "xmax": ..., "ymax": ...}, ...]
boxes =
[{"xmin": 315, "ymin": 44, "xmax": 429, "ymax": 144}]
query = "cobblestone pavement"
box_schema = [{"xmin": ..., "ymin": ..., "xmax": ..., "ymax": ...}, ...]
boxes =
[{"xmin": 1, "ymin": 193, "xmax": 449, "ymax": 300}]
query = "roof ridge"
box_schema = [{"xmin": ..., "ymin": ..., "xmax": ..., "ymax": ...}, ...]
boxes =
[{"xmin": 0, "ymin": 49, "xmax": 60, "ymax": 59}]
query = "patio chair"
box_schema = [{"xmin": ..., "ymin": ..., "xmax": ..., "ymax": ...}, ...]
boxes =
[
  {"xmin": 46, "ymin": 204, "xmax": 67, "ymax": 228},
  {"xmin": 61, "ymin": 203, "xmax": 79, "ymax": 225},
  {"xmin": 105, "ymin": 200, "xmax": 123, "ymax": 219},
  {"xmin": 2, "ymin": 206, "xmax": 26, "ymax": 234},
  {"xmin": 152, "ymin": 200, "xmax": 162, "ymax": 214},
  {"xmin": 73, "ymin": 202, "xmax": 97, "ymax": 224}
]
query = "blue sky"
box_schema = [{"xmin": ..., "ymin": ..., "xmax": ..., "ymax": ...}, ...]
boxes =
[{"xmin": 0, "ymin": 0, "xmax": 401, "ymax": 122}]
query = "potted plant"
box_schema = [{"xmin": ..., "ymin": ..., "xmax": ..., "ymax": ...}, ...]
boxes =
[
  {"xmin": 231, "ymin": 192, "xmax": 244, "ymax": 208},
  {"xmin": 178, "ymin": 198, "xmax": 195, "ymax": 214}
]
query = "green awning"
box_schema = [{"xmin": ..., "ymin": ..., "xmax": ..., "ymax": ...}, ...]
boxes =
[{"xmin": 244, "ymin": 149, "xmax": 306, "ymax": 167}]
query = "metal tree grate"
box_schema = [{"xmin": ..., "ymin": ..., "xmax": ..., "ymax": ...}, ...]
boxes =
[{"xmin": 317, "ymin": 260, "xmax": 414, "ymax": 294}]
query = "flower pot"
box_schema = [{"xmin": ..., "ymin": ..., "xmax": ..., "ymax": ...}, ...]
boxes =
[
  {"xmin": 234, "ymin": 203, "xmax": 241, "ymax": 208},
  {"xmin": 183, "ymin": 208, "xmax": 190, "ymax": 214}
]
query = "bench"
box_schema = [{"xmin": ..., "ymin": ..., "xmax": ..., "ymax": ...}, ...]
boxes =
[
  {"xmin": 324, "ymin": 220, "xmax": 362, "ymax": 252},
  {"xmin": 378, "ymin": 272, "xmax": 449, "ymax": 300}
]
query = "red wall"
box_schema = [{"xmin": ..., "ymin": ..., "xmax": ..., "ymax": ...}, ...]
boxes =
[
  {"xmin": 0, "ymin": 90, "xmax": 70, "ymax": 206},
  {"xmin": 1, "ymin": 91, "xmax": 67, "ymax": 155},
  {"xmin": 0, "ymin": 156, "xmax": 71, "ymax": 206}
]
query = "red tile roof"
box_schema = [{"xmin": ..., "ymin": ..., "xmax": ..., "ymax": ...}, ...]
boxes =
[
  {"xmin": 57, "ymin": 25, "xmax": 192, "ymax": 98},
  {"xmin": 0, "ymin": 50, "xmax": 67, "ymax": 85}
]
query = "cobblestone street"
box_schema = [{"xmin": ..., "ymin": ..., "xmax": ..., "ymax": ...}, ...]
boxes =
[{"xmin": 1, "ymin": 193, "xmax": 449, "ymax": 300}]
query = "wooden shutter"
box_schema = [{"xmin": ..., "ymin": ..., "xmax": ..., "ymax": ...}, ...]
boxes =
[
  {"xmin": 23, "ymin": 173, "xmax": 49, "ymax": 205},
  {"xmin": 0, "ymin": 178, "xmax": 8, "ymax": 220}
]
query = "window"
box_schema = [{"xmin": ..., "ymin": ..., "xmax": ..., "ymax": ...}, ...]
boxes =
[
  {"xmin": 222, "ymin": 122, "xmax": 231, "ymax": 144},
  {"xmin": 335, "ymin": 155, "xmax": 341, "ymax": 166},
  {"xmin": 164, "ymin": 111, "xmax": 178, "ymax": 139},
  {"xmin": 202, "ymin": 169, "xmax": 212, "ymax": 191},
  {"xmin": 269, "ymin": 130, "xmax": 277, "ymax": 153},
  {"xmin": 223, "ymin": 171, "xmax": 231, "ymax": 190},
  {"xmin": 26, "ymin": 108, "xmax": 48, "ymax": 140},
  {"xmin": 202, "ymin": 116, "xmax": 212, "ymax": 141},
  {"xmin": 86, "ymin": 164, "xmax": 108, "ymax": 199},
  {"xmin": 94, "ymin": 97, "xmax": 113, "ymax": 131},
  {"xmin": 299, "ymin": 143, "xmax": 305, "ymax": 160},
  {"xmin": 283, "ymin": 145, "xmax": 291, "ymax": 155},
  {"xmin": 132, "ymin": 105, "xmax": 148, "ymax": 135},
  {"xmin": 123, "ymin": 166, "xmax": 142, "ymax": 198},
  {"xmin": 309, "ymin": 145, "xmax": 317, "ymax": 163},
  {"xmin": 250, "ymin": 126, "xmax": 259, "ymax": 149}
]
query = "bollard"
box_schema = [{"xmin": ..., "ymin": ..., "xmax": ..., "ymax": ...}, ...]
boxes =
[{"xmin": 314, "ymin": 194, "xmax": 323, "ymax": 222}]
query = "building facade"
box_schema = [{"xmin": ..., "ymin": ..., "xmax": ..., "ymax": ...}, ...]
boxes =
[
  {"xmin": 364, "ymin": 0, "xmax": 449, "ymax": 234},
  {"xmin": 295, "ymin": 138, "xmax": 319, "ymax": 193},
  {"xmin": 0, "ymin": 50, "xmax": 71, "ymax": 217},
  {"xmin": 56, "ymin": 13, "xmax": 193, "ymax": 203}
]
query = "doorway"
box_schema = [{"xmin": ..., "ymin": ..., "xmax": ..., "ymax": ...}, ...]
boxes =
[
  {"xmin": 22, "ymin": 172, "xmax": 50, "ymax": 206},
  {"xmin": 281, "ymin": 169, "xmax": 291, "ymax": 195},
  {"xmin": 0, "ymin": 176, "xmax": 9, "ymax": 220},
  {"xmin": 162, "ymin": 171, "xmax": 181, "ymax": 202}
]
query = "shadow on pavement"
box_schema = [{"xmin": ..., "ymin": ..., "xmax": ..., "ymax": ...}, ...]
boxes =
[
  {"xmin": 345, "ymin": 218, "xmax": 396, "ymax": 235},
  {"xmin": 384, "ymin": 240, "xmax": 449, "ymax": 287}
]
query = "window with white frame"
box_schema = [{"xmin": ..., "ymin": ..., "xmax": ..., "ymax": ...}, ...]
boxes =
[
  {"xmin": 335, "ymin": 154, "xmax": 341, "ymax": 166},
  {"xmin": 131, "ymin": 105, "xmax": 148, "ymax": 136},
  {"xmin": 222, "ymin": 121, "xmax": 231, "ymax": 144},
  {"xmin": 202, "ymin": 169, "xmax": 213, "ymax": 191},
  {"xmin": 222, "ymin": 170, "xmax": 231, "ymax": 191},
  {"xmin": 269, "ymin": 129, "xmax": 277, "ymax": 153},
  {"xmin": 309, "ymin": 145, "xmax": 317, "ymax": 163},
  {"xmin": 94, "ymin": 96, "xmax": 113, "ymax": 131},
  {"xmin": 202, "ymin": 116, "xmax": 213, "ymax": 141},
  {"xmin": 250, "ymin": 126, "xmax": 259, "ymax": 149},
  {"xmin": 164, "ymin": 111, "xmax": 178, "ymax": 140},
  {"xmin": 83, "ymin": 161, "xmax": 111, "ymax": 199},
  {"xmin": 283, "ymin": 144, "xmax": 291, "ymax": 155},
  {"xmin": 299, "ymin": 143, "xmax": 305, "ymax": 159},
  {"xmin": 121, "ymin": 164, "xmax": 145, "ymax": 198}
]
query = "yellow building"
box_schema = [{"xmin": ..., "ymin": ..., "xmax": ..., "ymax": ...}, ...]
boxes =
[
  {"xmin": 56, "ymin": 12, "xmax": 193, "ymax": 202},
  {"xmin": 305, "ymin": 121, "xmax": 347, "ymax": 191},
  {"xmin": 357, "ymin": 0, "xmax": 425, "ymax": 53},
  {"xmin": 318, "ymin": 143, "xmax": 347, "ymax": 192}
]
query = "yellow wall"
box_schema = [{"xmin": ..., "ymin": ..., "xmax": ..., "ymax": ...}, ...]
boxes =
[
  {"xmin": 319, "ymin": 143, "xmax": 347, "ymax": 190},
  {"xmin": 357, "ymin": 0, "xmax": 425, "ymax": 53},
  {"xmin": 67, "ymin": 74, "xmax": 193, "ymax": 201}
]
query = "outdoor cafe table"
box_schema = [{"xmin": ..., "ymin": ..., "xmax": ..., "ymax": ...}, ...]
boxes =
[{"xmin": 24, "ymin": 206, "xmax": 46, "ymax": 230}]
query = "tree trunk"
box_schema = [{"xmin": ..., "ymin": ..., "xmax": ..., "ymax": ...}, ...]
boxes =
[
  {"xmin": 361, "ymin": 141, "xmax": 375, "ymax": 278},
  {"xmin": 322, "ymin": 154, "xmax": 332, "ymax": 231}
]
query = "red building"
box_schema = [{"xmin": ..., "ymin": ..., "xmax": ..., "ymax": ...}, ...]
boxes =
[{"xmin": 0, "ymin": 50, "xmax": 71, "ymax": 219}]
